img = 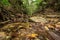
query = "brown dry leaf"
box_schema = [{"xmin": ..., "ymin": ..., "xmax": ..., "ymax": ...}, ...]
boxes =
[
  {"xmin": 0, "ymin": 32, "xmax": 6, "ymax": 39},
  {"xmin": 34, "ymin": 38, "xmax": 40, "ymax": 40},
  {"xmin": 26, "ymin": 33, "xmax": 38, "ymax": 38},
  {"xmin": 45, "ymin": 26, "xmax": 49, "ymax": 30},
  {"xmin": 30, "ymin": 16, "xmax": 47, "ymax": 23},
  {"xmin": 55, "ymin": 22, "xmax": 60, "ymax": 29},
  {"xmin": 3, "ymin": 23, "xmax": 20, "ymax": 28},
  {"xmin": 21, "ymin": 22, "xmax": 30, "ymax": 28},
  {"xmin": 3, "ymin": 22, "xmax": 30, "ymax": 29},
  {"xmin": 47, "ymin": 24, "xmax": 54, "ymax": 29},
  {"xmin": 47, "ymin": 18, "xmax": 58, "ymax": 22},
  {"xmin": 20, "ymin": 33, "xmax": 25, "ymax": 36}
]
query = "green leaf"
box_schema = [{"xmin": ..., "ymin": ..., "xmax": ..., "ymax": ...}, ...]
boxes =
[{"xmin": 1, "ymin": 0, "xmax": 10, "ymax": 6}]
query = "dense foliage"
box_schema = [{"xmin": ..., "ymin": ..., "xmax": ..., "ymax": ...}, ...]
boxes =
[
  {"xmin": 1, "ymin": 0, "xmax": 10, "ymax": 6},
  {"xmin": 22, "ymin": 0, "xmax": 43, "ymax": 15}
]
